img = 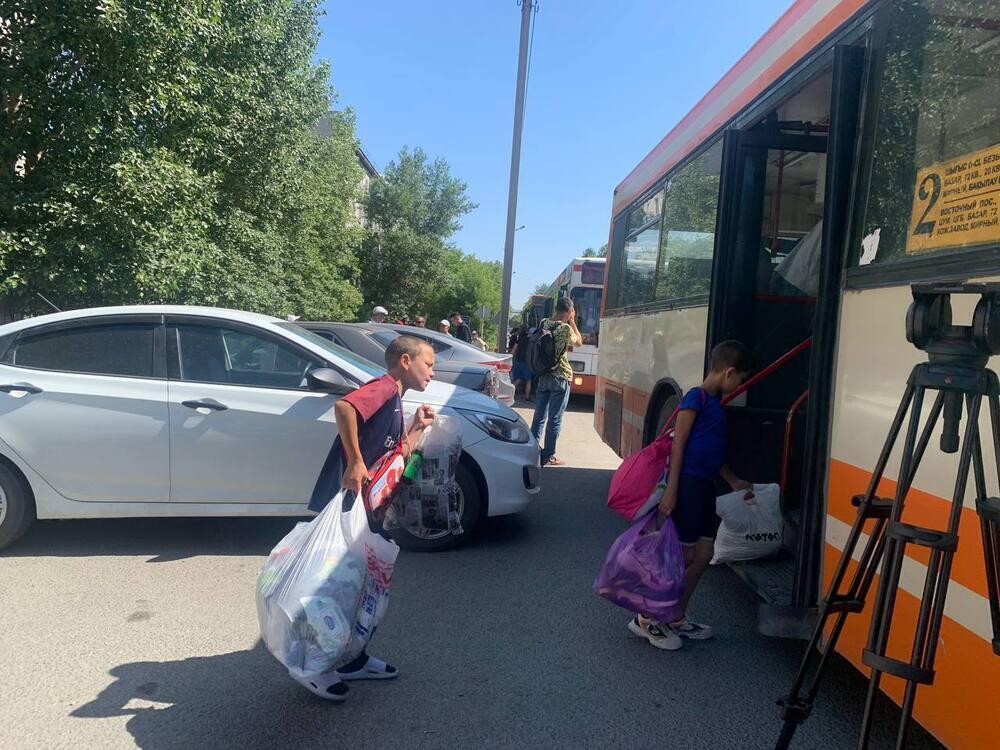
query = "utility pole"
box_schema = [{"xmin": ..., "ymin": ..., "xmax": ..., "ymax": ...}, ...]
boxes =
[{"xmin": 497, "ymin": 0, "xmax": 534, "ymax": 353}]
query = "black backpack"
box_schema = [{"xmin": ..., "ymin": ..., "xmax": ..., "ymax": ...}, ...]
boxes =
[{"xmin": 525, "ymin": 322, "xmax": 559, "ymax": 376}]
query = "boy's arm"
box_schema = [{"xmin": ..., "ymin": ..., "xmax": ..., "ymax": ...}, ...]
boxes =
[
  {"xmin": 404, "ymin": 405, "xmax": 436, "ymax": 455},
  {"xmin": 659, "ymin": 409, "xmax": 696, "ymax": 516},
  {"xmin": 566, "ymin": 318, "xmax": 582, "ymax": 347},
  {"xmin": 335, "ymin": 400, "xmax": 367, "ymax": 496},
  {"xmin": 719, "ymin": 465, "xmax": 753, "ymax": 496}
]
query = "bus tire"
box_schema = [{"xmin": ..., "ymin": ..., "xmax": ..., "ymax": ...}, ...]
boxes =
[{"xmin": 649, "ymin": 391, "xmax": 681, "ymax": 445}]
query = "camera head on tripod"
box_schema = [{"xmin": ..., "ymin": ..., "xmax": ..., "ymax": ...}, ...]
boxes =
[{"xmin": 906, "ymin": 282, "xmax": 1000, "ymax": 368}]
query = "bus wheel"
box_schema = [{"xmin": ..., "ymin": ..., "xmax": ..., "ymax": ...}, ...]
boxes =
[{"xmin": 650, "ymin": 393, "xmax": 680, "ymax": 444}]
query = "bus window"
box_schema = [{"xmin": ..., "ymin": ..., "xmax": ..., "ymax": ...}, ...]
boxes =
[
  {"xmin": 858, "ymin": 0, "xmax": 1000, "ymax": 265},
  {"xmin": 571, "ymin": 286, "xmax": 602, "ymax": 346},
  {"xmin": 655, "ymin": 140, "xmax": 723, "ymax": 303},
  {"xmin": 620, "ymin": 190, "xmax": 664, "ymax": 306}
]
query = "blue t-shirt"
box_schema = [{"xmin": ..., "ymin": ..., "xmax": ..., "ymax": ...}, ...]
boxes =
[{"xmin": 677, "ymin": 387, "xmax": 726, "ymax": 480}]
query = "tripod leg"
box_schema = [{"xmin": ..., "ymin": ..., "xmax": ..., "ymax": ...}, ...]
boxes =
[
  {"xmin": 856, "ymin": 384, "xmax": 931, "ymax": 749},
  {"xmin": 774, "ymin": 381, "xmax": 921, "ymax": 750},
  {"xmin": 979, "ymin": 376, "xmax": 1000, "ymax": 654},
  {"xmin": 860, "ymin": 391, "xmax": 982, "ymax": 750}
]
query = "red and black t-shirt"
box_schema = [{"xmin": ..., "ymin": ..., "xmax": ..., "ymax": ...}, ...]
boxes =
[{"xmin": 309, "ymin": 374, "xmax": 403, "ymax": 512}]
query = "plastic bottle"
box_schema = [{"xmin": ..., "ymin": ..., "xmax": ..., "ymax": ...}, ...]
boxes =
[{"xmin": 401, "ymin": 425, "xmax": 431, "ymax": 484}]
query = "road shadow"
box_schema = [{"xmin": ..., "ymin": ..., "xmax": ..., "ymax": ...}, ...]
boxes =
[
  {"xmin": 70, "ymin": 642, "xmax": 375, "ymax": 750},
  {"xmin": 1, "ymin": 516, "xmax": 306, "ymax": 562}
]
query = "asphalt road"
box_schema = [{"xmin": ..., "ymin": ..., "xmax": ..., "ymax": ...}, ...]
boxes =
[{"xmin": 0, "ymin": 399, "xmax": 942, "ymax": 750}]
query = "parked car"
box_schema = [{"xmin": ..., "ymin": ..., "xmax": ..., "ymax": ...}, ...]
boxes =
[
  {"xmin": 300, "ymin": 322, "xmax": 514, "ymax": 406},
  {"xmin": 0, "ymin": 306, "xmax": 541, "ymax": 552}
]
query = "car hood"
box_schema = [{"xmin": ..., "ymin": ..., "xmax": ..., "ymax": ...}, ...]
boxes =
[{"xmin": 401, "ymin": 379, "xmax": 517, "ymax": 419}]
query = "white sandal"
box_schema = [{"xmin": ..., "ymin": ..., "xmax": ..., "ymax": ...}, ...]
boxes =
[
  {"xmin": 289, "ymin": 670, "xmax": 349, "ymax": 701},
  {"xmin": 337, "ymin": 655, "xmax": 400, "ymax": 681}
]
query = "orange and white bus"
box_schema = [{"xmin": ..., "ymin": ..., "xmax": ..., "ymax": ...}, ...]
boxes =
[{"xmin": 595, "ymin": 0, "xmax": 1000, "ymax": 746}]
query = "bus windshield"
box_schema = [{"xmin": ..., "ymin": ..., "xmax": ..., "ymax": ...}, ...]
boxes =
[{"xmin": 571, "ymin": 286, "xmax": 602, "ymax": 346}]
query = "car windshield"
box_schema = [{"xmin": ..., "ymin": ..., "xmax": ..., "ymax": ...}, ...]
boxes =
[{"xmin": 276, "ymin": 322, "xmax": 385, "ymax": 379}]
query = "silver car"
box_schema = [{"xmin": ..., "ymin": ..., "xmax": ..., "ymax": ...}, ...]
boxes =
[{"xmin": 0, "ymin": 306, "xmax": 541, "ymax": 552}]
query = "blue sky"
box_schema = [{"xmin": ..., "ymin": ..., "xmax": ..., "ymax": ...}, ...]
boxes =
[{"xmin": 317, "ymin": 0, "xmax": 791, "ymax": 309}]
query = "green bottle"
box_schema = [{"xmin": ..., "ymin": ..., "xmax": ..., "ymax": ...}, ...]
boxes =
[
  {"xmin": 401, "ymin": 449, "xmax": 423, "ymax": 484},
  {"xmin": 401, "ymin": 425, "xmax": 431, "ymax": 484}
]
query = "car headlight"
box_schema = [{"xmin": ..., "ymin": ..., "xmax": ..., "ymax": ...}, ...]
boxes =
[{"xmin": 456, "ymin": 409, "xmax": 530, "ymax": 443}]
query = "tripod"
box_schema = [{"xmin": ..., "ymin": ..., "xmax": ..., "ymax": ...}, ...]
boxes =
[{"xmin": 775, "ymin": 284, "xmax": 1000, "ymax": 749}]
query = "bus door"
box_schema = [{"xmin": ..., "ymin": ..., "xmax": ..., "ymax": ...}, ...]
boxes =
[{"xmin": 708, "ymin": 45, "xmax": 866, "ymax": 612}]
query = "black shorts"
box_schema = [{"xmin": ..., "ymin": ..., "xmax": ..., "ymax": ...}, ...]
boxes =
[{"xmin": 672, "ymin": 474, "xmax": 720, "ymax": 546}]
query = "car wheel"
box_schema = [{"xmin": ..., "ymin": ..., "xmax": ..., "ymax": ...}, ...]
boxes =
[
  {"xmin": 0, "ymin": 462, "xmax": 35, "ymax": 550},
  {"xmin": 390, "ymin": 460, "xmax": 482, "ymax": 552}
]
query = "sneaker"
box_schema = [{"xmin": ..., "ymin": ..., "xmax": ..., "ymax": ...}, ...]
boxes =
[
  {"xmin": 627, "ymin": 616, "xmax": 682, "ymax": 651},
  {"xmin": 667, "ymin": 618, "xmax": 714, "ymax": 640},
  {"xmin": 337, "ymin": 655, "xmax": 399, "ymax": 681}
]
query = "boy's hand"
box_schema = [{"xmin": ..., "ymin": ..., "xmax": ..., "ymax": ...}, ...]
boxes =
[
  {"xmin": 412, "ymin": 404, "xmax": 436, "ymax": 429},
  {"xmin": 730, "ymin": 478, "xmax": 754, "ymax": 500},
  {"xmin": 342, "ymin": 459, "xmax": 368, "ymax": 497},
  {"xmin": 658, "ymin": 488, "xmax": 677, "ymax": 517}
]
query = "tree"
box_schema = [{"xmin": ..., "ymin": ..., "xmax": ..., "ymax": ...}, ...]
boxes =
[
  {"xmin": 1, "ymin": 1, "xmax": 362, "ymax": 320},
  {"xmin": 426, "ymin": 248, "xmax": 502, "ymax": 343},
  {"xmin": 581, "ymin": 244, "xmax": 607, "ymax": 258},
  {"xmin": 358, "ymin": 147, "xmax": 476, "ymax": 318}
]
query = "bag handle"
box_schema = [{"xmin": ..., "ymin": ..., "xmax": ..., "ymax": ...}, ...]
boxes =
[{"xmin": 653, "ymin": 388, "xmax": 708, "ymax": 441}]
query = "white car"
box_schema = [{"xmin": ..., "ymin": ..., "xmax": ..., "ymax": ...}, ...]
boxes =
[{"xmin": 0, "ymin": 306, "xmax": 541, "ymax": 551}]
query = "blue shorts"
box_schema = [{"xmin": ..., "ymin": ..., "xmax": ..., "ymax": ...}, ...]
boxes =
[
  {"xmin": 512, "ymin": 361, "xmax": 532, "ymax": 382},
  {"xmin": 672, "ymin": 474, "xmax": 720, "ymax": 546}
]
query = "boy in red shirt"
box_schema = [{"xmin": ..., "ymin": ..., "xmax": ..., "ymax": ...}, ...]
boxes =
[{"xmin": 304, "ymin": 335, "xmax": 436, "ymax": 700}]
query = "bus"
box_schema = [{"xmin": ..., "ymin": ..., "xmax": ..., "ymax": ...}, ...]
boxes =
[
  {"xmin": 525, "ymin": 258, "xmax": 606, "ymax": 395},
  {"xmin": 596, "ymin": 1, "xmax": 999, "ymax": 746}
]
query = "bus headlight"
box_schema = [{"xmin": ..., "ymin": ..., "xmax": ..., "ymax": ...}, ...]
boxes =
[
  {"xmin": 570, "ymin": 360, "xmax": 585, "ymax": 373},
  {"xmin": 456, "ymin": 409, "xmax": 531, "ymax": 443}
]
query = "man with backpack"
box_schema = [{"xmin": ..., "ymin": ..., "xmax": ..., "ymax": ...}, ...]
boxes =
[{"xmin": 527, "ymin": 297, "xmax": 581, "ymax": 466}]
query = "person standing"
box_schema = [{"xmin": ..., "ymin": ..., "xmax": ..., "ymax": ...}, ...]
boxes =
[
  {"xmin": 413, "ymin": 315, "xmax": 427, "ymax": 328},
  {"xmin": 438, "ymin": 319, "xmax": 451, "ymax": 335},
  {"xmin": 305, "ymin": 335, "xmax": 436, "ymax": 701},
  {"xmin": 509, "ymin": 326, "xmax": 534, "ymax": 402},
  {"xmin": 450, "ymin": 312, "xmax": 472, "ymax": 343},
  {"xmin": 470, "ymin": 330, "xmax": 488, "ymax": 351},
  {"xmin": 370, "ymin": 306, "xmax": 388, "ymax": 324},
  {"xmin": 530, "ymin": 297, "xmax": 581, "ymax": 466}
]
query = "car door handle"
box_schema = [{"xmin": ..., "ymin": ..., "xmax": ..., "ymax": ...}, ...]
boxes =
[
  {"xmin": 181, "ymin": 398, "xmax": 228, "ymax": 412},
  {"xmin": 0, "ymin": 382, "xmax": 43, "ymax": 394}
]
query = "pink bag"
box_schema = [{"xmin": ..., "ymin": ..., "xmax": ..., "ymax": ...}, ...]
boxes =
[
  {"xmin": 606, "ymin": 389, "xmax": 708, "ymax": 521},
  {"xmin": 593, "ymin": 512, "xmax": 686, "ymax": 622}
]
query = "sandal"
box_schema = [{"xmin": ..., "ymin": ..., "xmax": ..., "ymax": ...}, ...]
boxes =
[
  {"xmin": 337, "ymin": 655, "xmax": 399, "ymax": 681},
  {"xmin": 545, "ymin": 456, "xmax": 566, "ymax": 466},
  {"xmin": 289, "ymin": 670, "xmax": 349, "ymax": 702}
]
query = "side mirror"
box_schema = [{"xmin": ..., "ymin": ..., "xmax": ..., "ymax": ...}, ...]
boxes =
[{"xmin": 307, "ymin": 367, "xmax": 356, "ymax": 395}]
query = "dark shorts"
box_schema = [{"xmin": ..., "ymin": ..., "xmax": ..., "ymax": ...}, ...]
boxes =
[
  {"xmin": 672, "ymin": 474, "xmax": 720, "ymax": 546},
  {"xmin": 512, "ymin": 361, "xmax": 532, "ymax": 382}
]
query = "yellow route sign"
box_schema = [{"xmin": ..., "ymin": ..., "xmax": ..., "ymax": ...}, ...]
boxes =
[{"xmin": 907, "ymin": 143, "xmax": 1000, "ymax": 254}]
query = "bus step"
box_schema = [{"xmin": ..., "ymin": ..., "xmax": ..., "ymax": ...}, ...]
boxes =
[{"xmin": 726, "ymin": 550, "xmax": 795, "ymax": 607}]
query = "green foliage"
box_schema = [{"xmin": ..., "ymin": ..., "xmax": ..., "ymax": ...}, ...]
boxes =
[
  {"xmin": 359, "ymin": 146, "xmax": 497, "ymax": 332},
  {"xmin": 581, "ymin": 244, "xmax": 607, "ymax": 258},
  {"xmin": 2, "ymin": 1, "xmax": 362, "ymax": 319}
]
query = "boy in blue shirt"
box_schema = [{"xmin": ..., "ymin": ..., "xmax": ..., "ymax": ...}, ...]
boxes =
[{"xmin": 629, "ymin": 340, "xmax": 753, "ymax": 650}]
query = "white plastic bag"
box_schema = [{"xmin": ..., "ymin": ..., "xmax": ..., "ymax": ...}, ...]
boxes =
[
  {"xmin": 256, "ymin": 491, "xmax": 398, "ymax": 680},
  {"xmin": 385, "ymin": 414, "xmax": 464, "ymax": 536},
  {"xmin": 710, "ymin": 483, "xmax": 783, "ymax": 564}
]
